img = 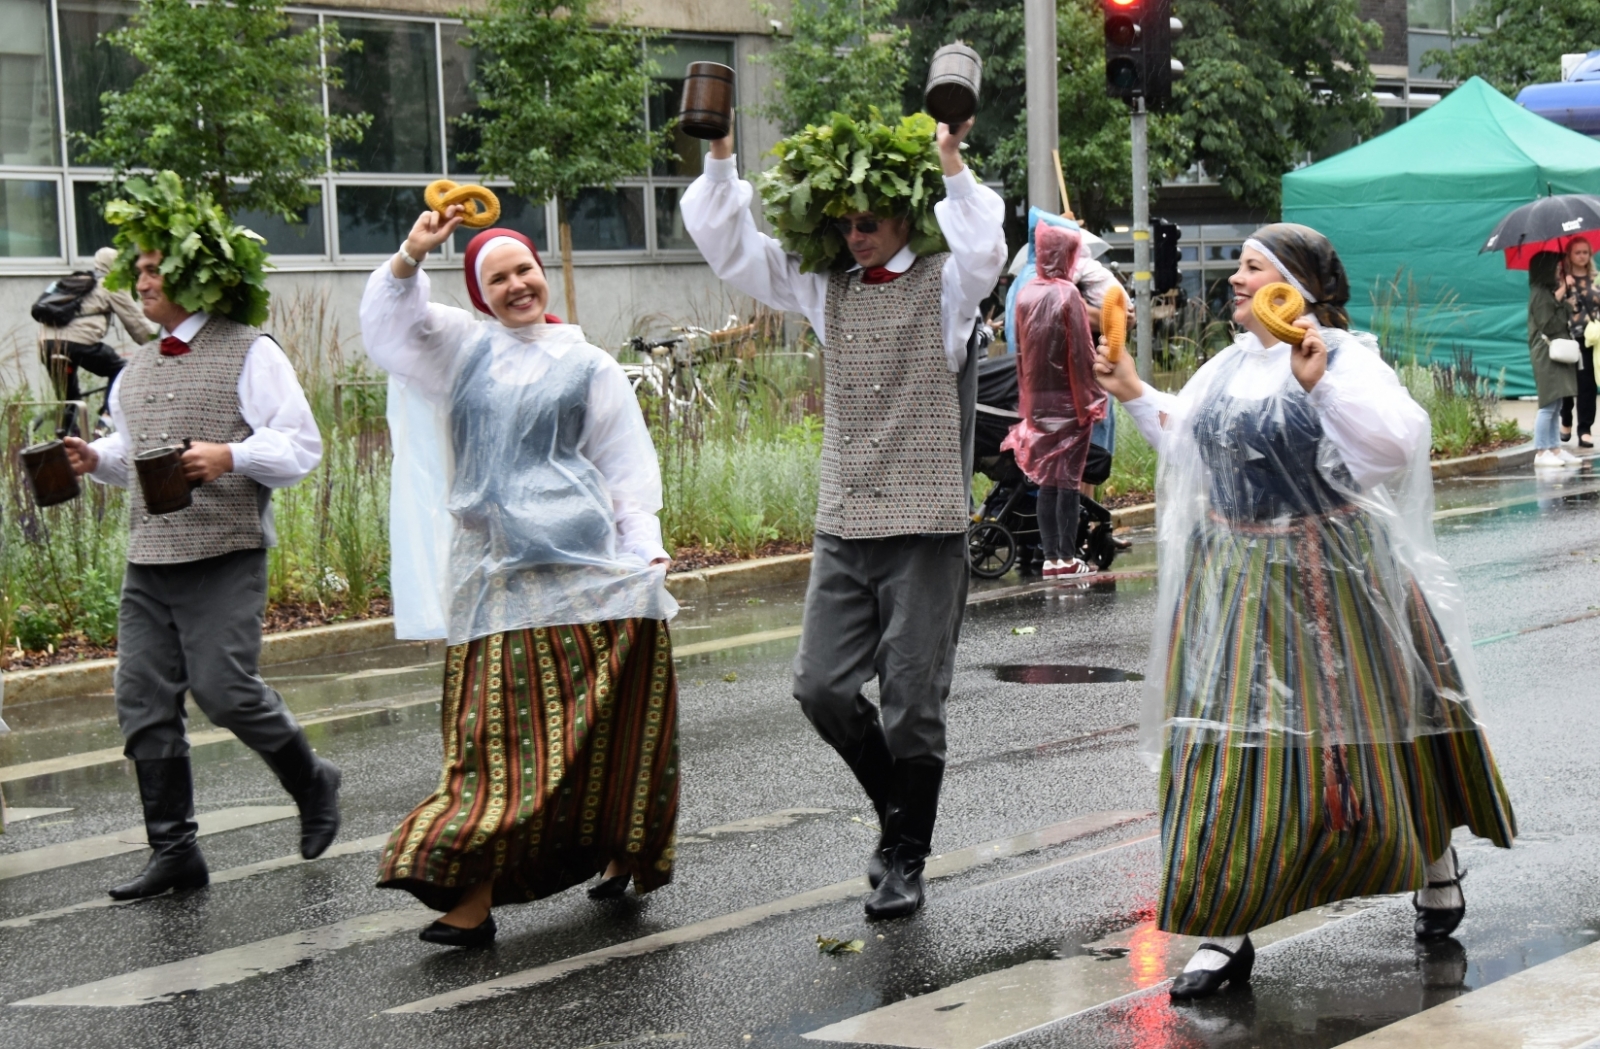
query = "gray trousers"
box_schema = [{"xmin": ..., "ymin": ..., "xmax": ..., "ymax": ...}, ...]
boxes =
[
  {"xmin": 792, "ymin": 531, "xmax": 969, "ymax": 766},
  {"xmin": 116, "ymin": 549, "xmax": 301, "ymax": 761}
]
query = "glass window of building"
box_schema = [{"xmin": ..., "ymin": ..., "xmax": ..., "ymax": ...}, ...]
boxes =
[
  {"xmin": 648, "ymin": 38, "xmax": 735, "ymax": 178},
  {"xmin": 337, "ymin": 184, "xmax": 427, "ymax": 255},
  {"xmin": 440, "ymin": 21, "xmax": 479, "ymax": 175},
  {"xmin": 654, "ymin": 186, "xmax": 697, "ymax": 250},
  {"xmin": 568, "ymin": 187, "xmax": 645, "ymax": 251},
  {"xmin": 0, "ymin": 0, "xmax": 59, "ymax": 166},
  {"xmin": 58, "ymin": 0, "xmax": 138, "ymax": 152},
  {"xmin": 452, "ymin": 189, "xmax": 547, "ymax": 252},
  {"xmin": 330, "ymin": 18, "xmax": 442, "ymax": 174},
  {"xmin": 72, "ymin": 180, "xmax": 114, "ymax": 256},
  {"xmin": 0, "ymin": 179, "xmax": 59, "ymax": 256},
  {"xmin": 238, "ymin": 194, "xmax": 326, "ymax": 257},
  {"xmin": 1406, "ymin": 0, "xmax": 1450, "ymax": 31}
]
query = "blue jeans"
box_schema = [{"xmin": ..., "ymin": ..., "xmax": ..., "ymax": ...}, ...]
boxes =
[{"xmin": 1536, "ymin": 402, "xmax": 1562, "ymax": 449}]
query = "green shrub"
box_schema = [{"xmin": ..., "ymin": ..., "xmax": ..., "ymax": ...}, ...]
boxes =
[{"xmin": 13, "ymin": 604, "xmax": 64, "ymax": 652}]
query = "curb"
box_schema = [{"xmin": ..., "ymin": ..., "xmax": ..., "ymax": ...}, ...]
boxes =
[
  {"xmin": 3, "ymin": 552, "xmax": 825, "ymax": 707},
  {"xmin": 1431, "ymin": 441, "xmax": 1535, "ymax": 479}
]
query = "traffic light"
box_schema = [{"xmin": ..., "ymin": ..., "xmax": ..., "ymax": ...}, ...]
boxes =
[
  {"xmin": 1102, "ymin": 0, "xmax": 1145, "ymax": 102},
  {"xmin": 1153, "ymin": 218, "xmax": 1181, "ymax": 294},
  {"xmin": 1143, "ymin": 0, "xmax": 1185, "ymax": 109}
]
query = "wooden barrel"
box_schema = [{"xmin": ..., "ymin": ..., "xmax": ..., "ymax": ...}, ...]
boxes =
[
  {"xmin": 19, "ymin": 439, "xmax": 80, "ymax": 508},
  {"xmin": 679, "ymin": 62, "xmax": 736, "ymax": 140},
  {"xmin": 924, "ymin": 42, "xmax": 983, "ymax": 125},
  {"xmin": 134, "ymin": 443, "xmax": 198, "ymax": 516}
]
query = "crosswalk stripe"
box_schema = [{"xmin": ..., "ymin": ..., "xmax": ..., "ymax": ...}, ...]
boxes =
[
  {"xmin": 1, "ymin": 807, "xmax": 73, "ymax": 824},
  {"xmin": 9, "ymin": 907, "xmax": 429, "ymax": 1007},
  {"xmin": 383, "ymin": 810, "xmax": 1152, "ymax": 1015},
  {"xmin": 0, "ymin": 833, "xmax": 392, "ymax": 931},
  {"xmin": 1341, "ymin": 937, "xmax": 1600, "ymax": 1046},
  {"xmin": 0, "ymin": 806, "xmax": 296, "ymax": 882},
  {"xmin": 803, "ymin": 898, "xmax": 1386, "ymax": 1048}
]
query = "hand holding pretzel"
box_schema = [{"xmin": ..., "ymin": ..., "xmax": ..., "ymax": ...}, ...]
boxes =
[
  {"xmin": 425, "ymin": 180, "xmax": 501, "ymax": 228},
  {"xmin": 1253, "ymin": 283, "xmax": 1327, "ymax": 391}
]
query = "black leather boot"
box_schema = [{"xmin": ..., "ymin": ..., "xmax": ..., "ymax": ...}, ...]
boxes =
[
  {"xmin": 837, "ymin": 724, "xmax": 895, "ymax": 888},
  {"xmin": 864, "ymin": 760, "xmax": 943, "ymax": 920},
  {"xmin": 260, "ymin": 731, "xmax": 342, "ymax": 859},
  {"xmin": 108, "ymin": 757, "xmax": 210, "ymax": 900}
]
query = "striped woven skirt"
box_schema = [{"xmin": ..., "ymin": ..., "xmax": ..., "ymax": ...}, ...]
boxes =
[
  {"xmin": 1157, "ymin": 510, "xmax": 1515, "ymax": 937},
  {"xmin": 377, "ymin": 618, "xmax": 678, "ymax": 911}
]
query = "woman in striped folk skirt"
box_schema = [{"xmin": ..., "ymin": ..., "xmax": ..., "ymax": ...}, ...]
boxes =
[
  {"xmin": 1096, "ymin": 223, "xmax": 1515, "ymax": 999},
  {"xmin": 362, "ymin": 211, "xmax": 680, "ymax": 947}
]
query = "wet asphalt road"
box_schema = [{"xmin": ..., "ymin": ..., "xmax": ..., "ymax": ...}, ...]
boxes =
[{"xmin": 3, "ymin": 465, "xmax": 1600, "ymax": 1048}]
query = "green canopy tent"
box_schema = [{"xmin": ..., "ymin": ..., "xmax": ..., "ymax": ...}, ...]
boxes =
[{"xmin": 1282, "ymin": 76, "xmax": 1600, "ymax": 397}]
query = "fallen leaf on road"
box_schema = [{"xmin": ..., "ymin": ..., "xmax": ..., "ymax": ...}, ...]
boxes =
[
  {"xmin": 817, "ymin": 936, "xmax": 864, "ymax": 955},
  {"xmin": 723, "ymin": 671, "xmax": 739, "ymax": 682},
  {"xmin": 1012, "ymin": 626, "xmax": 1037, "ymax": 635}
]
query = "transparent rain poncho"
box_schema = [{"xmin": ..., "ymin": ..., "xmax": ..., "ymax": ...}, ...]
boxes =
[
  {"xmin": 1000, "ymin": 223, "xmax": 1107, "ymax": 484},
  {"xmin": 362, "ymin": 266, "xmax": 676, "ymax": 645},
  {"xmin": 1132, "ymin": 328, "xmax": 1490, "ymax": 788}
]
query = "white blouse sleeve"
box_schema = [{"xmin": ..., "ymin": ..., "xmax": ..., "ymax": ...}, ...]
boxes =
[
  {"xmin": 680, "ymin": 156, "xmax": 831, "ymax": 342},
  {"xmin": 582, "ymin": 354, "xmax": 669, "ymax": 565},
  {"xmin": 935, "ymin": 168, "xmax": 1008, "ymax": 372},
  {"xmin": 1308, "ymin": 334, "xmax": 1430, "ymax": 489},
  {"xmin": 359, "ymin": 264, "xmax": 478, "ymax": 402},
  {"xmin": 1122, "ymin": 385, "xmax": 1180, "ymax": 455}
]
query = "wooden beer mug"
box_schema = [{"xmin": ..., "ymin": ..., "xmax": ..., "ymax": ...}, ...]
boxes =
[
  {"xmin": 19, "ymin": 439, "xmax": 80, "ymax": 508},
  {"xmin": 679, "ymin": 62, "xmax": 736, "ymax": 140},
  {"xmin": 924, "ymin": 42, "xmax": 983, "ymax": 126},
  {"xmin": 135, "ymin": 439, "xmax": 201, "ymax": 516}
]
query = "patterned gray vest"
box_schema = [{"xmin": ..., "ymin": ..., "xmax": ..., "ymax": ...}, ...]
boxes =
[
  {"xmin": 118, "ymin": 315, "xmax": 268, "ymax": 564},
  {"xmin": 818, "ymin": 254, "xmax": 970, "ymax": 538}
]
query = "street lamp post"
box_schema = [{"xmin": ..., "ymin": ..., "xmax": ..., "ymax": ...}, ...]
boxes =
[{"xmin": 1025, "ymin": 0, "xmax": 1059, "ymax": 216}]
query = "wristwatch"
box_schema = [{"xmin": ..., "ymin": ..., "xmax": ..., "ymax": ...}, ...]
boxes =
[{"xmin": 397, "ymin": 245, "xmax": 423, "ymax": 269}]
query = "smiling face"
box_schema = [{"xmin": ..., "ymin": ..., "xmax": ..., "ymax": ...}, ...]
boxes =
[
  {"xmin": 1228, "ymin": 247, "xmax": 1300, "ymax": 337},
  {"xmin": 479, "ymin": 242, "xmax": 549, "ymax": 328}
]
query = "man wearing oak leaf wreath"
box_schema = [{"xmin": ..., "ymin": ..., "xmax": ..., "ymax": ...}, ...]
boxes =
[
  {"xmin": 683, "ymin": 113, "xmax": 1007, "ymax": 920},
  {"xmin": 61, "ymin": 177, "xmax": 336, "ymax": 902}
]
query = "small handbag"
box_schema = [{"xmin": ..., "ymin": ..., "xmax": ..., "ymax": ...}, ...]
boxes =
[
  {"xmin": 1585, "ymin": 318, "xmax": 1600, "ymax": 349},
  {"xmin": 1548, "ymin": 335, "xmax": 1582, "ymax": 364}
]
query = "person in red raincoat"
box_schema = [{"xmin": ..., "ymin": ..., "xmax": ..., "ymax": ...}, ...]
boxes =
[{"xmin": 1001, "ymin": 222, "xmax": 1108, "ymax": 579}]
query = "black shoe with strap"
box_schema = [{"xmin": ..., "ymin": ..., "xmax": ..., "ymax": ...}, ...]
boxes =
[
  {"xmin": 260, "ymin": 731, "xmax": 342, "ymax": 859},
  {"xmin": 108, "ymin": 757, "xmax": 210, "ymax": 900},
  {"xmin": 588, "ymin": 872, "xmax": 630, "ymax": 899},
  {"xmin": 420, "ymin": 915, "xmax": 497, "ymax": 949},
  {"xmin": 1169, "ymin": 937, "xmax": 1256, "ymax": 1000},
  {"xmin": 864, "ymin": 760, "xmax": 943, "ymax": 921},
  {"xmin": 1413, "ymin": 847, "xmax": 1467, "ymax": 941}
]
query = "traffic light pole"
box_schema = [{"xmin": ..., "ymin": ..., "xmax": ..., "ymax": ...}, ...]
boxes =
[
  {"xmin": 1025, "ymin": 0, "xmax": 1060, "ymax": 215},
  {"xmin": 1130, "ymin": 96, "xmax": 1153, "ymax": 381}
]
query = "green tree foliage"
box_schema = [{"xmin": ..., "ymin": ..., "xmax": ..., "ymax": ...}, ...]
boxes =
[
  {"xmin": 1425, "ymin": 0, "xmax": 1600, "ymax": 93},
  {"xmin": 461, "ymin": 0, "xmax": 673, "ymax": 322},
  {"xmin": 79, "ymin": 0, "xmax": 367, "ymax": 221},
  {"xmin": 756, "ymin": 0, "xmax": 911, "ymax": 133}
]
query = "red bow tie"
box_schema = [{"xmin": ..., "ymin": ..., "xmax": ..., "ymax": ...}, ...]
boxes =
[
  {"xmin": 861, "ymin": 266, "xmax": 903, "ymax": 285},
  {"xmin": 159, "ymin": 335, "xmax": 190, "ymax": 357}
]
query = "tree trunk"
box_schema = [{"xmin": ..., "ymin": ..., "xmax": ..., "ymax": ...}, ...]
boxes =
[{"xmin": 557, "ymin": 197, "xmax": 579, "ymax": 325}]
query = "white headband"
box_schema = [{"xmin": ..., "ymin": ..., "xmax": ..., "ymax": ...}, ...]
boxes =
[
  {"xmin": 1243, "ymin": 238, "xmax": 1315, "ymax": 304},
  {"xmin": 473, "ymin": 236, "xmax": 527, "ymax": 295}
]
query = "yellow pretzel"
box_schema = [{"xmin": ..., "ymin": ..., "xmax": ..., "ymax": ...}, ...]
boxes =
[
  {"xmin": 425, "ymin": 179, "xmax": 501, "ymax": 229},
  {"xmin": 1252, "ymin": 282, "xmax": 1306, "ymax": 345},
  {"xmin": 1101, "ymin": 281, "xmax": 1128, "ymax": 362}
]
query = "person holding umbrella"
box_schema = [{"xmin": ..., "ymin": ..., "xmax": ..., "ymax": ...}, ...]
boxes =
[
  {"xmin": 1556, "ymin": 237, "xmax": 1600, "ymax": 448},
  {"xmin": 1528, "ymin": 251, "xmax": 1581, "ymax": 468}
]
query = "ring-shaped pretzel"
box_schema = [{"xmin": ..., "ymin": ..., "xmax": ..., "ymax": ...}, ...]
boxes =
[
  {"xmin": 425, "ymin": 180, "xmax": 501, "ymax": 229},
  {"xmin": 1101, "ymin": 281, "xmax": 1128, "ymax": 362},
  {"xmin": 1252, "ymin": 282, "xmax": 1307, "ymax": 345}
]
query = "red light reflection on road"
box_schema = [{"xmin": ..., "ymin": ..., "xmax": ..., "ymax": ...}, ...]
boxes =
[{"xmin": 1127, "ymin": 921, "xmax": 1171, "ymax": 988}]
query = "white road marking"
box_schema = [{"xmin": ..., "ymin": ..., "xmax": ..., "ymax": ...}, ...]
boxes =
[
  {"xmin": 0, "ymin": 806, "xmax": 296, "ymax": 881},
  {"xmin": 0, "ymin": 833, "xmax": 391, "ymax": 930},
  {"xmin": 9, "ymin": 907, "xmax": 428, "ymax": 1007},
  {"xmin": 384, "ymin": 810, "xmax": 1152, "ymax": 1015},
  {"xmin": 695, "ymin": 808, "xmax": 833, "ymax": 836},
  {"xmin": 1341, "ymin": 937, "xmax": 1600, "ymax": 1046},
  {"xmin": 803, "ymin": 898, "xmax": 1384, "ymax": 1048},
  {"xmin": 673, "ymin": 626, "xmax": 804, "ymax": 657},
  {"xmin": 2, "ymin": 807, "xmax": 73, "ymax": 824}
]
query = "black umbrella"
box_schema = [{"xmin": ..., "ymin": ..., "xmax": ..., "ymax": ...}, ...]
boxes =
[{"xmin": 1481, "ymin": 193, "xmax": 1600, "ymax": 269}]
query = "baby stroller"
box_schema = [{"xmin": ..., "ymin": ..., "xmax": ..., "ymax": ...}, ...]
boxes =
[{"xmin": 969, "ymin": 354, "xmax": 1120, "ymax": 579}]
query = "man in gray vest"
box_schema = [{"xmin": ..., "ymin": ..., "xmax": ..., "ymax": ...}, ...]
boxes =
[
  {"xmin": 682, "ymin": 118, "xmax": 1006, "ymax": 919},
  {"xmin": 62, "ymin": 246, "xmax": 336, "ymax": 900}
]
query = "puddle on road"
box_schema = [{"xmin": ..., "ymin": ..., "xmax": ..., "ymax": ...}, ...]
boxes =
[{"xmin": 994, "ymin": 664, "xmax": 1144, "ymax": 684}]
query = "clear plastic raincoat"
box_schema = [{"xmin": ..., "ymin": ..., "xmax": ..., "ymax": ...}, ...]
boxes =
[
  {"xmin": 361, "ymin": 265, "xmax": 676, "ymax": 645},
  {"xmin": 1000, "ymin": 223, "xmax": 1107, "ymax": 485},
  {"xmin": 1126, "ymin": 327, "xmax": 1489, "ymax": 816}
]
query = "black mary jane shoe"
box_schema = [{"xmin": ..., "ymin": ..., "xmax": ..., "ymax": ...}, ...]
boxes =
[
  {"xmin": 587, "ymin": 872, "xmax": 631, "ymax": 900},
  {"xmin": 1582, "ymin": 435, "xmax": 1595, "ymax": 450},
  {"xmin": 1169, "ymin": 938, "xmax": 1255, "ymax": 1000},
  {"xmin": 1413, "ymin": 848, "xmax": 1466, "ymax": 942},
  {"xmin": 419, "ymin": 914, "xmax": 496, "ymax": 949}
]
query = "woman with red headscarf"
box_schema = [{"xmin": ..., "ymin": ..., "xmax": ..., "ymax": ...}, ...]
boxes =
[
  {"xmin": 359, "ymin": 204, "xmax": 679, "ymax": 948},
  {"xmin": 1000, "ymin": 222, "xmax": 1107, "ymax": 578}
]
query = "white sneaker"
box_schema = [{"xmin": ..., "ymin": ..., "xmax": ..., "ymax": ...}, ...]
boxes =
[
  {"xmin": 1558, "ymin": 448, "xmax": 1583, "ymax": 465},
  {"xmin": 1535, "ymin": 449, "xmax": 1565, "ymax": 468},
  {"xmin": 1057, "ymin": 558, "xmax": 1097, "ymax": 577}
]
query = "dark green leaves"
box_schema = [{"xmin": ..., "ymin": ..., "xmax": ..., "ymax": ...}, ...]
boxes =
[
  {"xmin": 1424, "ymin": 0, "xmax": 1600, "ymax": 95},
  {"xmin": 757, "ymin": 111, "xmax": 949, "ymax": 273},
  {"xmin": 754, "ymin": 0, "xmax": 910, "ymax": 135},
  {"xmin": 103, "ymin": 171, "xmax": 271, "ymax": 326}
]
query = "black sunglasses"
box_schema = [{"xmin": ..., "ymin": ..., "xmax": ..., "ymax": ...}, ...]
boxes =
[{"xmin": 833, "ymin": 217, "xmax": 884, "ymax": 236}]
